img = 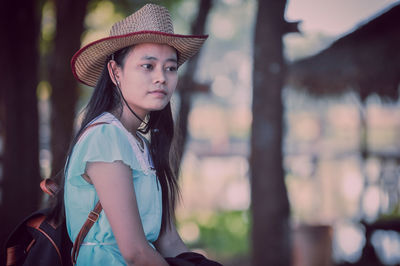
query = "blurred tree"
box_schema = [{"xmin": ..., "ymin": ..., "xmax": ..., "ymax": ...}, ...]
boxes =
[
  {"xmin": 174, "ymin": 0, "xmax": 212, "ymax": 175},
  {"xmin": 251, "ymin": 0, "xmax": 298, "ymax": 265},
  {"xmin": 49, "ymin": 0, "xmax": 90, "ymax": 178},
  {"xmin": 0, "ymin": 0, "xmax": 42, "ymax": 250}
]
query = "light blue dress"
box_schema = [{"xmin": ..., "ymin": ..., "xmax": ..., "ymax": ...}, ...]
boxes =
[{"xmin": 64, "ymin": 112, "xmax": 162, "ymax": 265}]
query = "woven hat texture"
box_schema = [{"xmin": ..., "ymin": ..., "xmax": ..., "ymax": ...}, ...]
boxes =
[{"xmin": 71, "ymin": 3, "xmax": 208, "ymax": 87}]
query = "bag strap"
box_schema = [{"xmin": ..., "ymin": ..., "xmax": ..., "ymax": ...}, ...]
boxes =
[
  {"xmin": 71, "ymin": 201, "xmax": 103, "ymax": 264},
  {"xmin": 69, "ymin": 121, "xmax": 108, "ymax": 265}
]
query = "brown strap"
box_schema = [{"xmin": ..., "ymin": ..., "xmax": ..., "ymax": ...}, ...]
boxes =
[
  {"xmin": 6, "ymin": 245, "xmax": 25, "ymax": 266},
  {"xmin": 40, "ymin": 178, "xmax": 60, "ymax": 197},
  {"xmin": 70, "ymin": 121, "xmax": 108, "ymax": 265},
  {"xmin": 71, "ymin": 201, "xmax": 103, "ymax": 264}
]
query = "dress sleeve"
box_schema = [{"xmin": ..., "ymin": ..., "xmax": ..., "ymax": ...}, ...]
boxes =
[{"xmin": 66, "ymin": 124, "xmax": 139, "ymax": 187}]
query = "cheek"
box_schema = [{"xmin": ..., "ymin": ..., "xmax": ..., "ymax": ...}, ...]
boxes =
[
  {"xmin": 168, "ymin": 75, "xmax": 178, "ymax": 91},
  {"xmin": 125, "ymin": 74, "xmax": 147, "ymax": 91}
]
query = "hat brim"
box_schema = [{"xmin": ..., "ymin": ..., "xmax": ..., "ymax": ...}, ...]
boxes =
[{"xmin": 71, "ymin": 31, "xmax": 208, "ymax": 87}]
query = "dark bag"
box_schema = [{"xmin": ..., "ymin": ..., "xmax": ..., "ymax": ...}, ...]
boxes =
[
  {"xmin": 4, "ymin": 178, "xmax": 102, "ymax": 266},
  {"xmin": 4, "ymin": 206, "xmax": 72, "ymax": 266}
]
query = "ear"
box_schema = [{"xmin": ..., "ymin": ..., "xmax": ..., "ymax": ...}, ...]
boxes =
[{"xmin": 107, "ymin": 60, "xmax": 121, "ymax": 86}]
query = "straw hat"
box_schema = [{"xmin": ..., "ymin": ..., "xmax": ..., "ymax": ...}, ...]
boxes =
[{"xmin": 71, "ymin": 3, "xmax": 208, "ymax": 87}]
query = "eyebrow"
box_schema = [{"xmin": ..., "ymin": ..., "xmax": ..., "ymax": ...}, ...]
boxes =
[{"xmin": 141, "ymin": 55, "xmax": 177, "ymax": 63}]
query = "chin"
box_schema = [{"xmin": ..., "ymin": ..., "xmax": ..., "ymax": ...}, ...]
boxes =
[{"xmin": 148, "ymin": 102, "xmax": 169, "ymax": 111}]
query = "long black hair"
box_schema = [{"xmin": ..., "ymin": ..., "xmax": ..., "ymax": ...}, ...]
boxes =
[{"xmin": 51, "ymin": 46, "xmax": 179, "ymax": 231}]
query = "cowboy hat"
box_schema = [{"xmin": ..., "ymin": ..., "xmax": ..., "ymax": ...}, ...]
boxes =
[{"xmin": 71, "ymin": 3, "xmax": 208, "ymax": 87}]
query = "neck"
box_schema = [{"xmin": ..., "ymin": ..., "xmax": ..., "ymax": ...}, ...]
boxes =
[{"xmin": 116, "ymin": 105, "xmax": 147, "ymax": 133}]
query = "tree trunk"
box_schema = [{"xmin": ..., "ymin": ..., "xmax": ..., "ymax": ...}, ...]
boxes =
[
  {"xmin": 49, "ymin": 0, "xmax": 89, "ymax": 178},
  {"xmin": 251, "ymin": 0, "xmax": 291, "ymax": 265},
  {"xmin": 174, "ymin": 0, "xmax": 212, "ymax": 175},
  {"xmin": 0, "ymin": 0, "xmax": 41, "ymax": 249}
]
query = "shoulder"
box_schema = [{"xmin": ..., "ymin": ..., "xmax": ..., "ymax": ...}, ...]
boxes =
[
  {"xmin": 78, "ymin": 123, "xmax": 127, "ymax": 144},
  {"xmin": 67, "ymin": 122, "xmax": 140, "ymax": 178},
  {"xmin": 78, "ymin": 113, "xmax": 126, "ymax": 142},
  {"xmin": 71, "ymin": 123, "xmax": 133, "ymax": 161}
]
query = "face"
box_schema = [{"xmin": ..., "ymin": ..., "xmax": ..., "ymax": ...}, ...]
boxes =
[{"xmin": 110, "ymin": 43, "xmax": 178, "ymax": 118}]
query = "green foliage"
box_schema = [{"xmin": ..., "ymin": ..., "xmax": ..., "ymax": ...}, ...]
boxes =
[
  {"xmin": 379, "ymin": 203, "xmax": 400, "ymax": 220},
  {"xmin": 178, "ymin": 210, "xmax": 250, "ymax": 259}
]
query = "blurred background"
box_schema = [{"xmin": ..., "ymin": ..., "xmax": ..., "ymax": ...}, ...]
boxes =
[{"xmin": 1, "ymin": 0, "xmax": 400, "ymax": 265}]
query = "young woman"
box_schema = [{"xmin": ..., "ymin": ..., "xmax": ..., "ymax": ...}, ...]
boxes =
[{"xmin": 56, "ymin": 4, "xmax": 212, "ymax": 265}]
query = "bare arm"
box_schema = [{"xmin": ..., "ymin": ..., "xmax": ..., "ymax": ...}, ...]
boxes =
[
  {"xmin": 86, "ymin": 161, "xmax": 168, "ymax": 266},
  {"xmin": 154, "ymin": 219, "xmax": 189, "ymax": 258}
]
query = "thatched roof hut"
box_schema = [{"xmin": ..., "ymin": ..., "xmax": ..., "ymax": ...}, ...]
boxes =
[{"xmin": 287, "ymin": 3, "xmax": 400, "ymax": 101}]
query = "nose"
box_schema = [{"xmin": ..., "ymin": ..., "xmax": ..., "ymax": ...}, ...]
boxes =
[{"xmin": 153, "ymin": 67, "xmax": 166, "ymax": 84}]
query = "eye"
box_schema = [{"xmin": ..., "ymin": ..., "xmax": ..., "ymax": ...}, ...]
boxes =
[
  {"xmin": 141, "ymin": 64, "xmax": 153, "ymax": 70},
  {"xmin": 165, "ymin": 66, "xmax": 177, "ymax": 72}
]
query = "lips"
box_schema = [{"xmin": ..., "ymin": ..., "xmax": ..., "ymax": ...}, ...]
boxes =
[{"xmin": 148, "ymin": 89, "xmax": 167, "ymax": 95}]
